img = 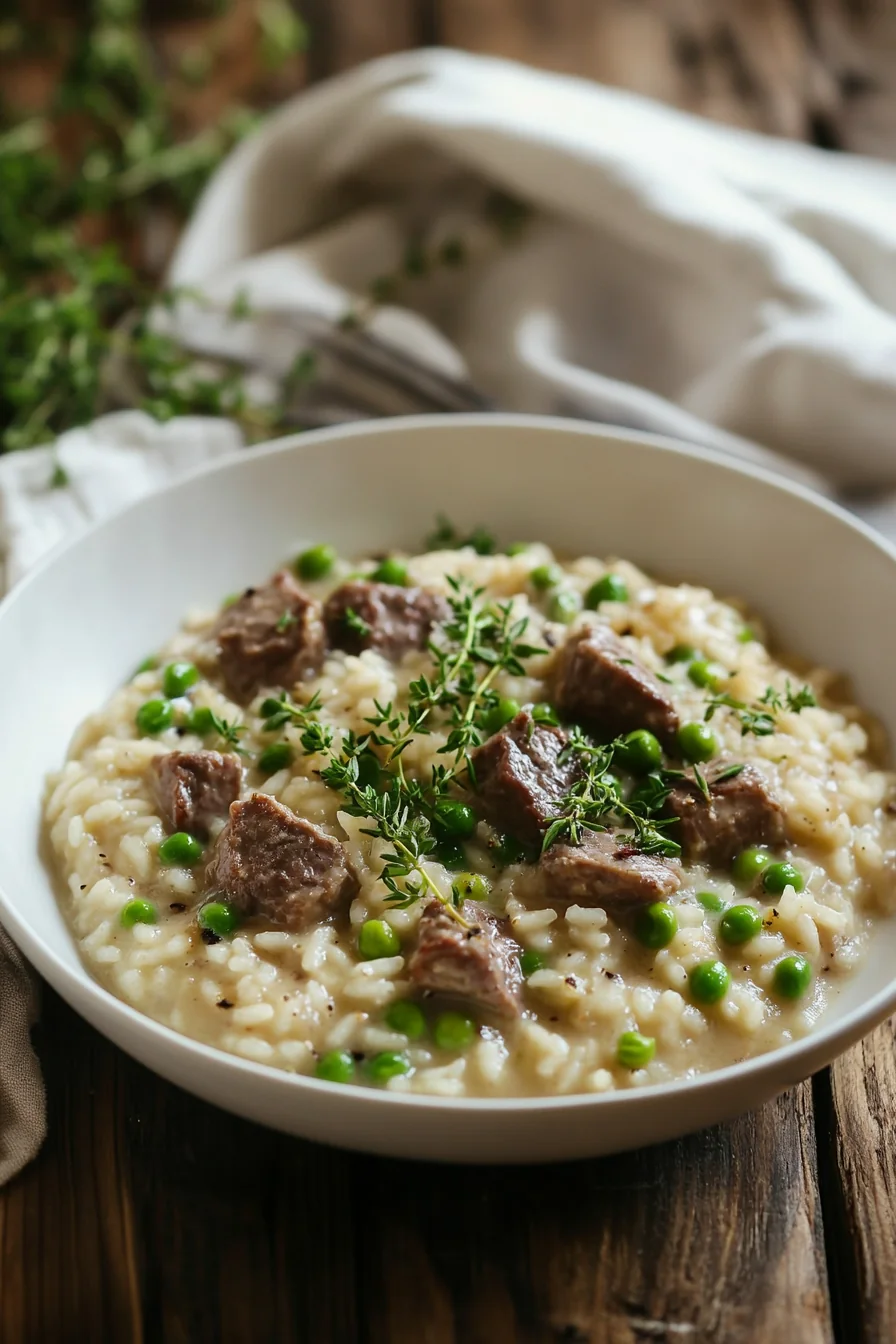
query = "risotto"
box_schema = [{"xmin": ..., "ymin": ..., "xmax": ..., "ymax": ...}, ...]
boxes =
[{"xmin": 44, "ymin": 532, "xmax": 896, "ymax": 1098}]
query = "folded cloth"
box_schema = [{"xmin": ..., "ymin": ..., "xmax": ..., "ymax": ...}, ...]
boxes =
[
  {"xmin": 5, "ymin": 48, "xmax": 896, "ymax": 1184},
  {"xmin": 0, "ymin": 927, "xmax": 44, "ymax": 1185},
  {"xmin": 164, "ymin": 47, "xmax": 896, "ymax": 492}
]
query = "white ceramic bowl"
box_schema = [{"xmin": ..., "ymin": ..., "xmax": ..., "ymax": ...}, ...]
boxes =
[{"xmin": 2, "ymin": 414, "xmax": 896, "ymax": 1164}]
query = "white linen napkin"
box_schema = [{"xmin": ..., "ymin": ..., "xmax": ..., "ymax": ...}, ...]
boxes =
[{"xmin": 5, "ymin": 47, "xmax": 896, "ymax": 1183}]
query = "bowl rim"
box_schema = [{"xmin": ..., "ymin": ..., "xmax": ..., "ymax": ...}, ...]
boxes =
[{"xmin": 4, "ymin": 409, "xmax": 896, "ymax": 1114}]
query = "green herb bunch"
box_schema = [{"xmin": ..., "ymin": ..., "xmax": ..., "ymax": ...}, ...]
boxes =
[
  {"xmin": 542, "ymin": 727, "xmax": 682, "ymax": 857},
  {"xmin": 261, "ymin": 579, "xmax": 543, "ymax": 921},
  {"xmin": 0, "ymin": 0, "xmax": 307, "ymax": 452}
]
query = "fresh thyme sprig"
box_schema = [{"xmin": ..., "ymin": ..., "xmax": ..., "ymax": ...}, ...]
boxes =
[
  {"xmin": 320, "ymin": 740, "xmax": 457, "ymax": 918},
  {"xmin": 542, "ymin": 728, "xmax": 682, "ymax": 857},
  {"xmin": 285, "ymin": 578, "xmax": 543, "ymax": 920},
  {"xmin": 705, "ymin": 680, "xmax": 817, "ymax": 737},
  {"xmin": 259, "ymin": 692, "xmax": 333, "ymax": 755},
  {"xmin": 201, "ymin": 710, "xmax": 249, "ymax": 757}
]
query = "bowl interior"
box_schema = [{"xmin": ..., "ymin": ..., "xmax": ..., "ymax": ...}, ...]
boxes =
[{"xmin": 2, "ymin": 414, "xmax": 896, "ymax": 1089}]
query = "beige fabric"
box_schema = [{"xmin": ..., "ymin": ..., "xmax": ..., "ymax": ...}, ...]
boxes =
[{"xmin": 0, "ymin": 926, "xmax": 45, "ymax": 1185}]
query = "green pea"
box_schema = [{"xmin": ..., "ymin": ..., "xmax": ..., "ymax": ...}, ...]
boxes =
[
  {"xmin": 616, "ymin": 1030, "xmax": 656, "ymax": 1070},
  {"xmin": 530, "ymin": 563, "xmax": 562, "ymax": 591},
  {"xmin": 162, "ymin": 661, "xmax": 199, "ymax": 699},
  {"xmin": 451, "ymin": 872, "xmax": 491, "ymax": 905},
  {"xmin": 634, "ymin": 902, "xmax": 678, "ymax": 950},
  {"xmin": 434, "ymin": 839, "xmax": 466, "ymax": 870},
  {"xmin": 136, "ymin": 698, "xmax": 174, "ymax": 735},
  {"xmin": 295, "ymin": 543, "xmax": 337, "ymax": 581},
  {"xmin": 505, "ymin": 542, "xmax": 529, "ymax": 556},
  {"xmin": 186, "ymin": 706, "xmax": 216, "ymax": 736},
  {"xmin": 689, "ymin": 959, "xmax": 731, "ymax": 1005},
  {"xmin": 198, "ymin": 901, "xmax": 240, "ymax": 937},
  {"xmin": 384, "ymin": 1000, "xmax": 426, "ymax": 1039},
  {"xmin": 677, "ymin": 721, "xmax": 718, "ymax": 763},
  {"xmin": 371, "ymin": 556, "xmax": 408, "ymax": 586},
  {"xmin": 762, "ymin": 862, "xmax": 805, "ymax": 895},
  {"xmin": 315, "ymin": 1049, "xmax": 355, "ymax": 1084},
  {"xmin": 434, "ymin": 799, "xmax": 477, "ymax": 838},
  {"xmin": 719, "ymin": 904, "xmax": 762, "ymax": 946},
  {"xmin": 358, "ymin": 918, "xmax": 401, "ymax": 960},
  {"xmin": 257, "ymin": 742, "xmax": 293, "ymax": 774},
  {"xmin": 433, "ymin": 1011, "xmax": 477, "ymax": 1050},
  {"xmin": 481, "ymin": 697, "xmax": 521, "ymax": 736},
  {"xmin": 492, "ymin": 834, "xmax": 529, "ymax": 866},
  {"xmin": 520, "ymin": 949, "xmax": 547, "ymax": 977},
  {"xmin": 549, "ymin": 590, "xmax": 582, "ymax": 624},
  {"xmin": 732, "ymin": 847, "xmax": 772, "ymax": 884},
  {"xmin": 697, "ymin": 891, "xmax": 727, "ymax": 913},
  {"xmin": 585, "ymin": 573, "xmax": 628, "ymax": 608},
  {"xmin": 687, "ymin": 659, "xmax": 726, "ymax": 691},
  {"xmin": 616, "ymin": 728, "xmax": 662, "ymax": 774},
  {"xmin": 120, "ymin": 899, "xmax": 157, "ymax": 928},
  {"xmin": 666, "ymin": 643, "xmax": 697, "ymax": 664},
  {"xmin": 158, "ymin": 832, "xmax": 204, "ymax": 866},
  {"xmin": 133, "ymin": 654, "xmax": 157, "ymax": 676},
  {"xmin": 366, "ymin": 1051, "xmax": 411, "ymax": 1083},
  {"xmin": 737, "ymin": 626, "xmax": 756, "ymax": 644},
  {"xmin": 772, "ymin": 954, "xmax": 813, "ymax": 1000}
]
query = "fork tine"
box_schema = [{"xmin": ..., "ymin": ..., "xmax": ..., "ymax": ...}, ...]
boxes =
[{"xmin": 257, "ymin": 309, "xmax": 493, "ymax": 413}]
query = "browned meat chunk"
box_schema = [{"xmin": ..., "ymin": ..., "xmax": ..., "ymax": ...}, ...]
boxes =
[
  {"xmin": 205, "ymin": 793, "xmax": 357, "ymax": 930},
  {"xmin": 212, "ymin": 570, "xmax": 325, "ymax": 700},
  {"xmin": 551, "ymin": 625, "xmax": 680, "ymax": 747},
  {"xmin": 664, "ymin": 763, "xmax": 785, "ymax": 866},
  {"xmin": 151, "ymin": 750, "xmax": 241, "ymax": 840},
  {"xmin": 541, "ymin": 829, "xmax": 681, "ymax": 909},
  {"xmin": 324, "ymin": 580, "xmax": 447, "ymax": 659},
  {"xmin": 408, "ymin": 899, "xmax": 523, "ymax": 1018},
  {"xmin": 468, "ymin": 710, "xmax": 580, "ymax": 845}
]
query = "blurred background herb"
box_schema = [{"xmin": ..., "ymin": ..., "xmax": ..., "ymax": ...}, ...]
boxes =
[{"xmin": 0, "ymin": 0, "xmax": 307, "ymax": 452}]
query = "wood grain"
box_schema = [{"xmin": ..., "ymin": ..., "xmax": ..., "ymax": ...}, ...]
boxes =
[
  {"xmin": 1, "ymin": 990, "xmax": 836, "ymax": 1344},
  {"xmin": 819, "ymin": 1021, "xmax": 896, "ymax": 1344},
  {"xmin": 301, "ymin": 0, "xmax": 422, "ymax": 79},
  {"xmin": 437, "ymin": 0, "xmax": 896, "ymax": 154},
  {"xmin": 354, "ymin": 1086, "xmax": 833, "ymax": 1344}
]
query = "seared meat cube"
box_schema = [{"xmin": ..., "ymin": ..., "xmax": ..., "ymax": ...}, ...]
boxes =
[
  {"xmin": 151, "ymin": 750, "xmax": 241, "ymax": 840},
  {"xmin": 541, "ymin": 829, "xmax": 681, "ymax": 909},
  {"xmin": 664, "ymin": 763, "xmax": 785, "ymax": 866},
  {"xmin": 408, "ymin": 899, "xmax": 523, "ymax": 1018},
  {"xmin": 205, "ymin": 792, "xmax": 357, "ymax": 930},
  {"xmin": 468, "ymin": 710, "xmax": 580, "ymax": 846},
  {"xmin": 212, "ymin": 569, "xmax": 325, "ymax": 700},
  {"xmin": 324, "ymin": 580, "xmax": 448, "ymax": 659},
  {"xmin": 551, "ymin": 625, "xmax": 680, "ymax": 747}
]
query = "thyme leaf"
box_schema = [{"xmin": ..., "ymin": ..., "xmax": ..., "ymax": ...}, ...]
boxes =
[
  {"xmin": 543, "ymin": 727, "xmax": 681, "ymax": 858},
  {"xmin": 705, "ymin": 680, "xmax": 817, "ymax": 737}
]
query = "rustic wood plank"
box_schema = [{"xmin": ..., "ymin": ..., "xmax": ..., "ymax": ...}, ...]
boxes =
[
  {"xmin": 820, "ymin": 1021, "xmax": 896, "ymax": 1344},
  {"xmin": 0, "ymin": 991, "xmax": 143, "ymax": 1344},
  {"xmin": 0, "ymin": 987, "xmax": 835, "ymax": 1344},
  {"xmin": 301, "ymin": 0, "xmax": 422, "ymax": 79},
  {"xmin": 353, "ymin": 1084, "xmax": 833, "ymax": 1344}
]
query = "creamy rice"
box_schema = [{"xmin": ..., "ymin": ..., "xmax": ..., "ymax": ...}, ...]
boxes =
[{"xmin": 44, "ymin": 543, "xmax": 896, "ymax": 1097}]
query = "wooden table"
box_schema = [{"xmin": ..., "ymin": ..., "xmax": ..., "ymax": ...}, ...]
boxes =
[{"xmin": 4, "ymin": 3, "xmax": 896, "ymax": 1339}]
